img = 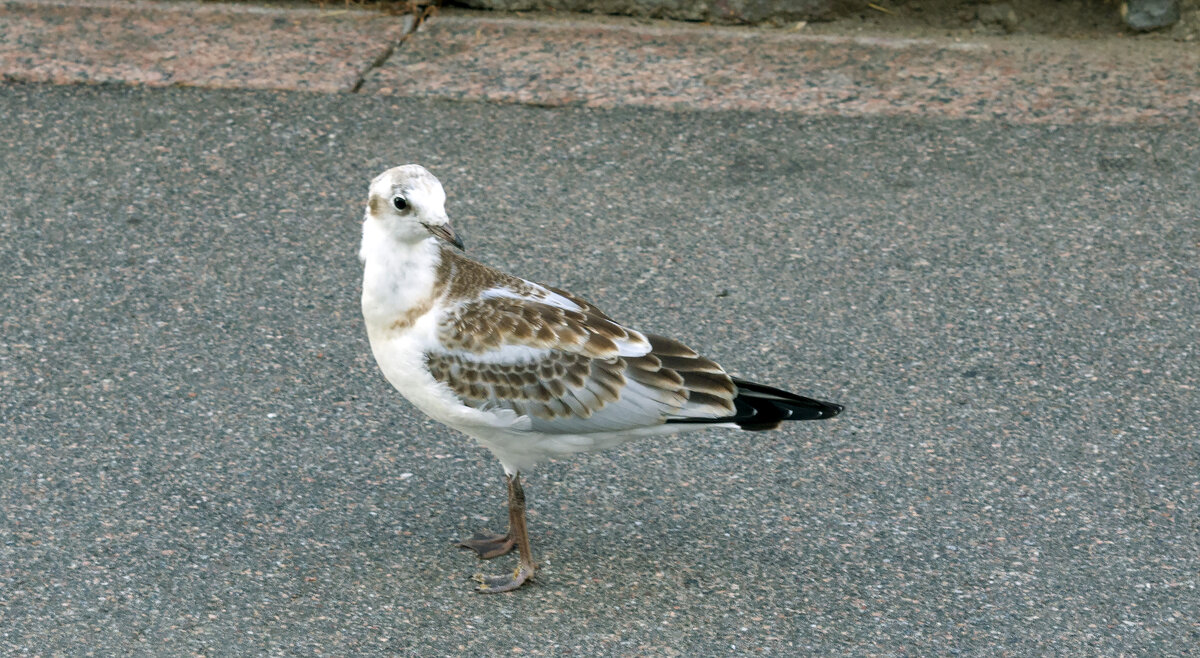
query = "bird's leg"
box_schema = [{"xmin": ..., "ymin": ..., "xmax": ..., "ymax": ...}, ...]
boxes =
[
  {"xmin": 456, "ymin": 474, "xmax": 519, "ymax": 559},
  {"xmin": 472, "ymin": 472, "xmax": 536, "ymax": 593}
]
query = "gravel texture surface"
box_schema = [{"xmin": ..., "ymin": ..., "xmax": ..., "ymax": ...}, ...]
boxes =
[{"xmin": 1, "ymin": 84, "xmax": 1197, "ymax": 654}]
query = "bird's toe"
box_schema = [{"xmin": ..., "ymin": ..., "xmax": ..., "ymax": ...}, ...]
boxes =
[{"xmin": 456, "ymin": 530, "xmax": 516, "ymax": 559}]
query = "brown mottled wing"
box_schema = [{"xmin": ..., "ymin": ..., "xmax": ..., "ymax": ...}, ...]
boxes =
[
  {"xmin": 437, "ymin": 293, "xmax": 641, "ymax": 359},
  {"xmin": 427, "ymin": 294, "xmax": 737, "ymax": 433}
]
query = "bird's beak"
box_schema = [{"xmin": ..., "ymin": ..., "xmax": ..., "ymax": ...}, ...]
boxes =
[{"xmin": 424, "ymin": 221, "xmax": 465, "ymax": 250}]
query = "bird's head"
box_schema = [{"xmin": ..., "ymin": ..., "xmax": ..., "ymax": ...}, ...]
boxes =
[{"xmin": 365, "ymin": 164, "xmax": 464, "ymax": 250}]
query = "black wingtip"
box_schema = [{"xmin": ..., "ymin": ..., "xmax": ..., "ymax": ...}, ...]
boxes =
[
  {"xmin": 728, "ymin": 377, "xmax": 841, "ymax": 430},
  {"xmin": 666, "ymin": 377, "xmax": 842, "ymax": 430}
]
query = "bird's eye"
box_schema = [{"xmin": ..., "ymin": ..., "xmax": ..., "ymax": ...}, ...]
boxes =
[{"xmin": 392, "ymin": 196, "xmax": 408, "ymax": 211}]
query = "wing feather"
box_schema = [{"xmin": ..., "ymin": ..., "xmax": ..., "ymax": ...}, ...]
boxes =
[{"xmin": 427, "ymin": 281, "xmax": 736, "ymax": 433}]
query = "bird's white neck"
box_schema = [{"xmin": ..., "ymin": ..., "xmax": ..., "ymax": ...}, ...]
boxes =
[{"xmin": 360, "ymin": 219, "xmax": 443, "ymax": 328}]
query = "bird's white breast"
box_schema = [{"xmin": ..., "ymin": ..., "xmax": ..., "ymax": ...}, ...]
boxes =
[
  {"xmin": 360, "ymin": 227, "xmax": 529, "ymax": 436},
  {"xmin": 365, "ymin": 313, "xmax": 530, "ymax": 435},
  {"xmin": 359, "ymin": 223, "xmax": 439, "ymax": 327}
]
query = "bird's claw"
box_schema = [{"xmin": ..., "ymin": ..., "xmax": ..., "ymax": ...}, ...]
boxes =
[{"xmin": 473, "ymin": 564, "xmax": 535, "ymax": 593}]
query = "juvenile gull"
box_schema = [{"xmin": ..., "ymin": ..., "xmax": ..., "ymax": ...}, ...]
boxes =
[{"xmin": 359, "ymin": 164, "xmax": 843, "ymax": 593}]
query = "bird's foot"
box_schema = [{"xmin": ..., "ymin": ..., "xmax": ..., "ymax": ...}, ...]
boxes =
[
  {"xmin": 456, "ymin": 530, "xmax": 515, "ymax": 559},
  {"xmin": 473, "ymin": 563, "xmax": 535, "ymax": 593}
]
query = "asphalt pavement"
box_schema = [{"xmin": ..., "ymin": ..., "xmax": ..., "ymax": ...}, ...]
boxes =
[{"xmin": 1, "ymin": 83, "xmax": 1197, "ymax": 655}]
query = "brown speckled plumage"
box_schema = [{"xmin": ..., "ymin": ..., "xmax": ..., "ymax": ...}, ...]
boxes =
[
  {"xmin": 422, "ymin": 247, "xmax": 739, "ymax": 423},
  {"xmin": 434, "ymin": 250, "xmax": 642, "ymax": 358}
]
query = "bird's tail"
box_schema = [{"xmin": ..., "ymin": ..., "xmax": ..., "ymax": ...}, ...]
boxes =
[
  {"xmin": 666, "ymin": 377, "xmax": 842, "ymax": 431},
  {"xmin": 727, "ymin": 378, "xmax": 842, "ymax": 430}
]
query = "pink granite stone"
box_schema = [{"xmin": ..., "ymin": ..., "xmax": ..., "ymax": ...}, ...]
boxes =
[
  {"xmin": 2, "ymin": 2, "xmax": 1196, "ymax": 123},
  {"xmin": 367, "ymin": 14, "xmax": 1200, "ymax": 124},
  {"xmin": 0, "ymin": 0, "xmax": 407, "ymax": 92}
]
